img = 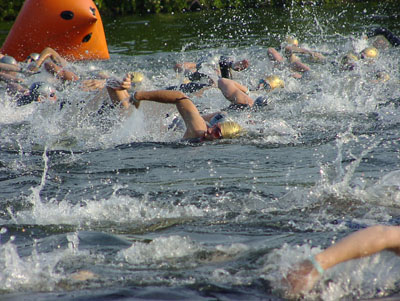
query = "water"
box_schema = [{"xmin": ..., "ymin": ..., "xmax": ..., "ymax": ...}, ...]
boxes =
[{"xmin": 1, "ymin": 2, "xmax": 400, "ymax": 300}]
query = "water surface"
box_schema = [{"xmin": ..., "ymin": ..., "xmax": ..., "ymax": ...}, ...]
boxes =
[{"xmin": 1, "ymin": 2, "xmax": 400, "ymax": 300}]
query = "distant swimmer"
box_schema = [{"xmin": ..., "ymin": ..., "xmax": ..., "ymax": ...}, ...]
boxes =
[
  {"xmin": 339, "ymin": 46, "xmax": 380, "ymax": 71},
  {"xmin": 14, "ymin": 81, "xmax": 58, "ymax": 106},
  {"xmin": 106, "ymin": 74, "xmax": 243, "ymax": 142},
  {"xmin": 367, "ymin": 27, "xmax": 400, "ymax": 48},
  {"xmin": 267, "ymin": 35, "xmax": 324, "ymax": 79},
  {"xmin": 172, "ymin": 55, "xmax": 249, "ymax": 95},
  {"xmin": 217, "ymin": 76, "xmax": 284, "ymax": 110},
  {"xmin": 283, "ymin": 225, "xmax": 400, "ymax": 297}
]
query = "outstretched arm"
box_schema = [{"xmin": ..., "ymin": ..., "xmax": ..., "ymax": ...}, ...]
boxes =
[
  {"xmin": 285, "ymin": 45, "xmax": 326, "ymax": 62},
  {"xmin": 134, "ymin": 90, "xmax": 207, "ymax": 139},
  {"xmin": 28, "ymin": 47, "xmax": 68, "ymax": 72},
  {"xmin": 285, "ymin": 225, "xmax": 400, "ymax": 295},
  {"xmin": 44, "ymin": 61, "xmax": 79, "ymax": 82}
]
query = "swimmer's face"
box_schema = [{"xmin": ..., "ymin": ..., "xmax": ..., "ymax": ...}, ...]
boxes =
[
  {"xmin": 203, "ymin": 124, "xmax": 222, "ymax": 141},
  {"xmin": 38, "ymin": 89, "xmax": 57, "ymax": 102}
]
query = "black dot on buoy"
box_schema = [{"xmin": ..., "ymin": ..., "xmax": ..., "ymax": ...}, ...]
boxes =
[
  {"xmin": 60, "ymin": 10, "xmax": 74, "ymax": 20},
  {"xmin": 90, "ymin": 7, "xmax": 96, "ymax": 16},
  {"xmin": 82, "ymin": 33, "xmax": 92, "ymax": 43}
]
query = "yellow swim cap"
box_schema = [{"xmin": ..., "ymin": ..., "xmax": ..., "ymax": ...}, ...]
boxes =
[
  {"xmin": 361, "ymin": 46, "xmax": 379, "ymax": 59},
  {"xmin": 375, "ymin": 71, "xmax": 390, "ymax": 82},
  {"xmin": 219, "ymin": 121, "xmax": 243, "ymax": 139},
  {"xmin": 265, "ymin": 75, "xmax": 284, "ymax": 90},
  {"xmin": 286, "ymin": 36, "xmax": 299, "ymax": 46},
  {"xmin": 341, "ymin": 52, "xmax": 359, "ymax": 65},
  {"xmin": 129, "ymin": 72, "xmax": 144, "ymax": 83}
]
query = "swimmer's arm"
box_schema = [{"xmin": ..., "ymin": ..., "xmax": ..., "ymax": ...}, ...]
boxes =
[
  {"xmin": 267, "ymin": 48, "xmax": 285, "ymax": 63},
  {"xmin": 134, "ymin": 90, "xmax": 207, "ymax": 138},
  {"xmin": 285, "ymin": 45, "xmax": 326, "ymax": 62},
  {"xmin": 30, "ymin": 47, "xmax": 68, "ymax": 71},
  {"xmin": 288, "ymin": 54, "xmax": 311, "ymax": 73},
  {"xmin": 315, "ymin": 225, "xmax": 400, "ymax": 270},
  {"xmin": 106, "ymin": 75, "xmax": 132, "ymax": 109},
  {"xmin": 285, "ymin": 225, "xmax": 400, "ymax": 295},
  {"xmin": 0, "ymin": 71, "xmax": 23, "ymax": 83},
  {"xmin": 218, "ymin": 78, "xmax": 254, "ymax": 106},
  {"xmin": 174, "ymin": 62, "xmax": 197, "ymax": 73},
  {"xmin": 0, "ymin": 62, "xmax": 21, "ymax": 72},
  {"xmin": 44, "ymin": 61, "xmax": 79, "ymax": 81},
  {"xmin": 81, "ymin": 79, "xmax": 107, "ymax": 91}
]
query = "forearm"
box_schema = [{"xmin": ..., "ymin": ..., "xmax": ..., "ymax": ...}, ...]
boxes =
[
  {"xmin": 0, "ymin": 72, "xmax": 22, "ymax": 83},
  {"xmin": 106, "ymin": 87, "xmax": 130, "ymax": 109},
  {"xmin": 267, "ymin": 48, "xmax": 284, "ymax": 62},
  {"xmin": 134, "ymin": 90, "xmax": 189, "ymax": 104},
  {"xmin": 0, "ymin": 63, "xmax": 21, "ymax": 72},
  {"xmin": 316, "ymin": 225, "xmax": 400, "ymax": 271}
]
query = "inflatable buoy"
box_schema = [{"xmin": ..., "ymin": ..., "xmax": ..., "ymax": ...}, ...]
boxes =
[{"xmin": 1, "ymin": 0, "xmax": 109, "ymax": 61}]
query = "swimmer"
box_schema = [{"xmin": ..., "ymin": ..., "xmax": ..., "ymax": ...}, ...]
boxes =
[
  {"xmin": 15, "ymin": 81, "xmax": 57, "ymax": 106},
  {"xmin": 367, "ymin": 27, "xmax": 400, "ymax": 48},
  {"xmin": 106, "ymin": 74, "xmax": 243, "ymax": 142},
  {"xmin": 174, "ymin": 55, "xmax": 249, "ymax": 81},
  {"xmin": 217, "ymin": 76, "xmax": 284, "ymax": 109},
  {"xmin": 339, "ymin": 46, "xmax": 379, "ymax": 71},
  {"xmin": 283, "ymin": 225, "xmax": 400, "ymax": 297},
  {"xmin": 27, "ymin": 47, "xmax": 79, "ymax": 82},
  {"xmin": 267, "ymin": 36, "xmax": 314, "ymax": 79}
]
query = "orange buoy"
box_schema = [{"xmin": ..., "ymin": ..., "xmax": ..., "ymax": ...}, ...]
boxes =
[{"xmin": 1, "ymin": 0, "xmax": 110, "ymax": 61}]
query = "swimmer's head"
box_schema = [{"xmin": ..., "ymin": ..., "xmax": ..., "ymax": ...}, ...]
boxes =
[
  {"xmin": 29, "ymin": 82, "xmax": 57, "ymax": 102},
  {"xmin": 342, "ymin": 52, "xmax": 359, "ymax": 63},
  {"xmin": 372, "ymin": 35, "xmax": 391, "ymax": 50},
  {"xmin": 266, "ymin": 75, "xmax": 284, "ymax": 90},
  {"xmin": 285, "ymin": 36, "xmax": 299, "ymax": 47},
  {"xmin": 360, "ymin": 46, "xmax": 379, "ymax": 59},
  {"xmin": 375, "ymin": 71, "xmax": 390, "ymax": 82},
  {"xmin": 204, "ymin": 120, "xmax": 243, "ymax": 141},
  {"xmin": 0, "ymin": 55, "xmax": 17, "ymax": 65},
  {"xmin": 260, "ymin": 75, "xmax": 284, "ymax": 91},
  {"xmin": 218, "ymin": 121, "xmax": 243, "ymax": 139},
  {"xmin": 128, "ymin": 71, "xmax": 144, "ymax": 83},
  {"xmin": 25, "ymin": 53, "xmax": 40, "ymax": 63}
]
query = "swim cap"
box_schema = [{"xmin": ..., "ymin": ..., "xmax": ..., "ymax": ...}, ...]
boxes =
[
  {"xmin": 0, "ymin": 55, "xmax": 17, "ymax": 65},
  {"xmin": 26, "ymin": 53, "xmax": 40, "ymax": 62},
  {"xmin": 360, "ymin": 46, "xmax": 379, "ymax": 59},
  {"xmin": 129, "ymin": 71, "xmax": 144, "ymax": 83},
  {"xmin": 286, "ymin": 36, "xmax": 299, "ymax": 46},
  {"xmin": 254, "ymin": 96, "xmax": 270, "ymax": 107},
  {"xmin": 265, "ymin": 75, "xmax": 284, "ymax": 90},
  {"xmin": 29, "ymin": 82, "xmax": 56, "ymax": 101},
  {"xmin": 375, "ymin": 71, "xmax": 390, "ymax": 82},
  {"xmin": 218, "ymin": 121, "xmax": 243, "ymax": 139},
  {"xmin": 341, "ymin": 52, "xmax": 359, "ymax": 64}
]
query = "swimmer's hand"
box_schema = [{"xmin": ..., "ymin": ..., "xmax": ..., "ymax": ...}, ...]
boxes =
[
  {"xmin": 232, "ymin": 59, "xmax": 249, "ymax": 71},
  {"xmin": 81, "ymin": 79, "xmax": 106, "ymax": 91},
  {"xmin": 105, "ymin": 74, "xmax": 131, "ymax": 91},
  {"xmin": 282, "ymin": 259, "xmax": 321, "ymax": 297}
]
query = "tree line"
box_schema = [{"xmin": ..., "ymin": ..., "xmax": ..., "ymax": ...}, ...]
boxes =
[{"xmin": 0, "ymin": 0, "xmax": 391, "ymax": 22}]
